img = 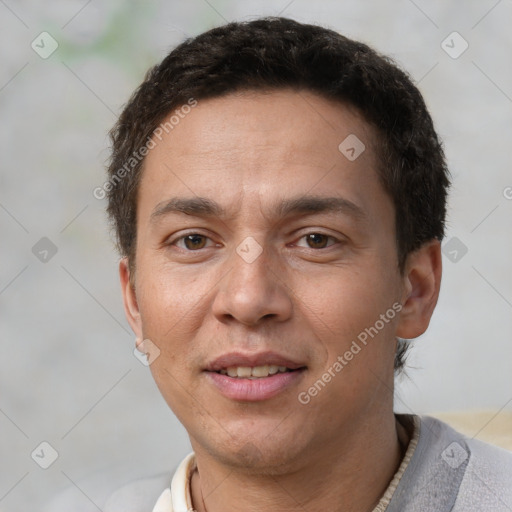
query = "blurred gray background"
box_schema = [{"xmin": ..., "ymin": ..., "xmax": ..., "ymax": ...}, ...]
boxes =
[{"xmin": 1, "ymin": 0, "xmax": 511, "ymax": 510}]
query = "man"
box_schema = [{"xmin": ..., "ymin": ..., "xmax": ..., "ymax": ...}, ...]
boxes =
[{"xmin": 104, "ymin": 16, "xmax": 512, "ymax": 512}]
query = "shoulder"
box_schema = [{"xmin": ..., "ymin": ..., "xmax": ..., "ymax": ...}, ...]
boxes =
[
  {"xmin": 103, "ymin": 473, "xmax": 171, "ymax": 512},
  {"xmin": 103, "ymin": 452, "xmax": 194, "ymax": 511},
  {"xmin": 453, "ymin": 436, "xmax": 512, "ymax": 511},
  {"xmin": 42, "ymin": 472, "xmax": 171, "ymax": 512},
  {"xmin": 420, "ymin": 416, "xmax": 512, "ymax": 511},
  {"xmin": 420, "ymin": 415, "xmax": 512, "ymax": 474}
]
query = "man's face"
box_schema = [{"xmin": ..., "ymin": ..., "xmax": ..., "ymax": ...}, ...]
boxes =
[{"xmin": 122, "ymin": 90, "xmax": 410, "ymax": 471}]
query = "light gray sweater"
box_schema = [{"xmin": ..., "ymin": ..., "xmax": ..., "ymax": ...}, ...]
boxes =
[{"xmin": 386, "ymin": 415, "xmax": 512, "ymax": 511}]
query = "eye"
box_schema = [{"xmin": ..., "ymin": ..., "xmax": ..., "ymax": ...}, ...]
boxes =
[
  {"xmin": 172, "ymin": 233, "xmax": 214, "ymax": 250},
  {"xmin": 296, "ymin": 233, "xmax": 338, "ymax": 249}
]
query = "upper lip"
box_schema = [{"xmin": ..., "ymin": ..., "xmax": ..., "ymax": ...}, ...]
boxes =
[{"xmin": 205, "ymin": 351, "xmax": 306, "ymax": 372}]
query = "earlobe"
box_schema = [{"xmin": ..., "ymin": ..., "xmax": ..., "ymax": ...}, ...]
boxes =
[
  {"xmin": 119, "ymin": 257, "xmax": 143, "ymax": 339},
  {"xmin": 396, "ymin": 240, "xmax": 442, "ymax": 340}
]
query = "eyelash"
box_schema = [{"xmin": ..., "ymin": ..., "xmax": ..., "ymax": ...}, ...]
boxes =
[{"xmin": 168, "ymin": 231, "xmax": 340, "ymax": 251}]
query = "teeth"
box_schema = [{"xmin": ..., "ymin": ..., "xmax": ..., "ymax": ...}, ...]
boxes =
[
  {"xmin": 251, "ymin": 365, "xmax": 271, "ymax": 377},
  {"xmin": 221, "ymin": 365, "xmax": 292, "ymax": 378},
  {"xmin": 237, "ymin": 366, "xmax": 252, "ymax": 378}
]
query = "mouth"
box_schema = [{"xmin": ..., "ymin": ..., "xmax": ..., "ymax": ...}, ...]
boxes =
[
  {"xmin": 215, "ymin": 365, "xmax": 302, "ymax": 378},
  {"xmin": 204, "ymin": 352, "xmax": 307, "ymax": 401}
]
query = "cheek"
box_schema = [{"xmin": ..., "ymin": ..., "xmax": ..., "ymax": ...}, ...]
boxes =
[
  {"xmin": 294, "ymin": 264, "xmax": 400, "ymax": 363},
  {"xmin": 149, "ymin": 360, "xmax": 209, "ymax": 430},
  {"xmin": 296, "ymin": 268, "xmax": 384, "ymax": 332},
  {"xmin": 134, "ymin": 263, "xmax": 212, "ymax": 402},
  {"xmin": 136, "ymin": 258, "xmax": 213, "ymax": 335}
]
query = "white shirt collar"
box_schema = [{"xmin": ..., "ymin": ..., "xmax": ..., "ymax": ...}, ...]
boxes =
[{"xmin": 152, "ymin": 452, "xmax": 195, "ymax": 512}]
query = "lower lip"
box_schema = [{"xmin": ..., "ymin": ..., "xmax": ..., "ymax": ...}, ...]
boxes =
[{"xmin": 205, "ymin": 370, "xmax": 305, "ymax": 401}]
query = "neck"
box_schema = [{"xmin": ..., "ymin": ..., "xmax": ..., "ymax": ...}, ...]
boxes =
[{"xmin": 190, "ymin": 412, "xmax": 409, "ymax": 512}]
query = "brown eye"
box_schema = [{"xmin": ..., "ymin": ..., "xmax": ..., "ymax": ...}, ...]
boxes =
[
  {"xmin": 182, "ymin": 234, "xmax": 208, "ymax": 250},
  {"xmin": 306, "ymin": 233, "xmax": 330, "ymax": 249}
]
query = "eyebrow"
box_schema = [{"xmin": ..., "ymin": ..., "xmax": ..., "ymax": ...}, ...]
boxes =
[
  {"xmin": 274, "ymin": 195, "xmax": 366, "ymax": 221},
  {"xmin": 150, "ymin": 195, "xmax": 367, "ymax": 223},
  {"xmin": 151, "ymin": 197, "xmax": 225, "ymax": 220}
]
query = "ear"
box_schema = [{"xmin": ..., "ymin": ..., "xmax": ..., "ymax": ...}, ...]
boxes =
[
  {"xmin": 119, "ymin": 257, "xmax": 143, "ymax": 343},
  {"xmin": 396, "ymin": 240, "xmax": 442, "ymax": 339}
]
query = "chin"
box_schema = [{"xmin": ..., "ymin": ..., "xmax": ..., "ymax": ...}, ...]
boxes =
[
  {"xmin": 195, "ymin": 420, "xmax": 310, "ymax": 475},
  {"xmin": 217, "ymin": 444, "xmax": 303, "ymax": 475}
]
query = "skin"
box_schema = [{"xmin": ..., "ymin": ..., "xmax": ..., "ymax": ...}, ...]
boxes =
[{"xmin": 120, "ymin": 90, "xmax": 442, "ymax": 511}]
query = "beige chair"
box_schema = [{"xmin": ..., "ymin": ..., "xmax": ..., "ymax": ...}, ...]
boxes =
[{"xmin": 431, "ymin": 410, "xmax": 512, "ymax": 451}]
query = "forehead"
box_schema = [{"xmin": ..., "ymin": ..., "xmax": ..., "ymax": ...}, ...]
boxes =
[{"xmin": 137, "ymin": 89, "xmax": 388, "ymax": 224}]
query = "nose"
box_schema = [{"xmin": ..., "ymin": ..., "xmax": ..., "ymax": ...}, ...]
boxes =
[{"xmin": 211, "ymin": 242, "xmax": 293, "ymax": 326}]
